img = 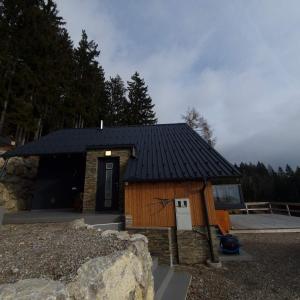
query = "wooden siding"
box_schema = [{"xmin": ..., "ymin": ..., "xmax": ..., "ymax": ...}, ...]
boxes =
[
  {"xmin": 125, "ymin": 181, "xmax": 217, "ymax": 227},
  {"xmin": 215, "ymin": 210, "xmax": 231, "ymax": 234}
]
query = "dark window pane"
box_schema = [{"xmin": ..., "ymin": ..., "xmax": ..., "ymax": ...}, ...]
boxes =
[
  {"xmin": 106, "ymin": 163, "xmax": 113, "ymax": 170},
  {"xmin": 104, "ymin": 169, "xmax": 113, "ymax": 207},
  {"xmin": 213, "ymin": 184, "xmax": 242, "ymax": 208}
]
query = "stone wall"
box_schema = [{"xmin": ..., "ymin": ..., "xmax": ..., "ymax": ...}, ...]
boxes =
[
  {"xmin": 128, "ymin": 226, "xmax": 219, "ymax": 266},
  {"xmin": 0, "ymin": 156, "xmax": 38, "ymax": 211},
  {"xmin": 0, "ymin": 227, "xmax": 154, "ymax": 300},
  {"xmin": 128, "ymin": 227, "xmax": 178, "ymax": 265},
  {"xmin": 83, "ymin": 149, "xmax": 131, "ymax": 212},
  {"xmin": 176, "ymin": 226, "xmax": 219, "ymax": 264}
]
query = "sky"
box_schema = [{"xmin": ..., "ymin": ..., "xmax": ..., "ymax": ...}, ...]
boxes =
[{"xmin": 56, "ymin": 0, "xmax": 300, "ymax": 168}]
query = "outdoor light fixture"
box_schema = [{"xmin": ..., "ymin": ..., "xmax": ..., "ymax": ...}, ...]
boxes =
[{"xmin": 105, "ymin": 150, "xmax": 112, "ymax": 156}]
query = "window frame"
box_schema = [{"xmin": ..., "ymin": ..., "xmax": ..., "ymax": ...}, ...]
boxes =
[{"xmin": 212, "ymin": 183, "xmax": 245, "ymax": 210}]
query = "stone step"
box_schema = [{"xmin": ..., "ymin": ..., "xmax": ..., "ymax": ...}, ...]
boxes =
[
  {"xmin": 154, "ymin": 266, "xmax": 174, "ymax": 300},
  {"xmin": 153, "ymin": 265, "xmax": 172, "ymax": 294},
  {"xmin": 152, "ymin": 257, "xmax": 158, "ymax": 272},
  {"xmin": 159, "ymin": 271, "xmax": 191, "ymax": 300},
  {"xmin": 153, "ymin": 262, "xmax": 191, "ymax": 300}
]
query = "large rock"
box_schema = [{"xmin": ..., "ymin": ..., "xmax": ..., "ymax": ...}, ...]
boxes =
[
  {"xmin": 0, "ymin": 279, "xmax": 69, "ymax": 300},
  {"xmin": 67, "ymin": 247, "xmax": 153, "ymax": 300},
  {"xmin": 0, "ymin": 231, "xmax": 154, "ymax": 300},
  {"xmin": 0, "ymin": 156, "xmax": 38, "ymax": 211}
]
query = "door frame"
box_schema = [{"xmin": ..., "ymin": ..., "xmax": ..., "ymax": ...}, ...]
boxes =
[{"xmin": 96, "ymin": 157, "xmax": 120, "ymax": 211}]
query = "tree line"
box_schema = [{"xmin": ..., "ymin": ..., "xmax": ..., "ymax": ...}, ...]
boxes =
[
  {"xmin": 0, "ymin": 0, "xmax": 157, "ymax": 145},
  {"xmin": 237, "ymin": 162, "xmax": 300, "ymax": 203}
]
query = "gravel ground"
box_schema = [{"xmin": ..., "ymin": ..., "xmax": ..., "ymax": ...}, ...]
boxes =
[
  {"xmin": 0, "ymin": 223, "xmax": 129, "ymax": 284},
  {"xmin": 186, "ymin": 233, "xmax": 300, "ymax": 300}
]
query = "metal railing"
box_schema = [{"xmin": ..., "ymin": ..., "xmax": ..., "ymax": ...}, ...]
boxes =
[{"xmin": 239, "ymin": 202, "xmax": 300, "ymax": 216}]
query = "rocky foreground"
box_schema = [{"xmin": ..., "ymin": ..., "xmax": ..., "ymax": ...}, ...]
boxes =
[{"xmin": 0, "ymin": 221, "xmax": 154, "ymax": 299}]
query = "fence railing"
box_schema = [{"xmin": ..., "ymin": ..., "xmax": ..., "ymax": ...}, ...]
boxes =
[{"xmin": 239, "ymin": 202, "xmax": 300, "ymax": 216}]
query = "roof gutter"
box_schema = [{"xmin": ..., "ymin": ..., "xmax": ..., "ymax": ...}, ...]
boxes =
[{"xmin": 200, "ymin": 178, "xmax": 219, "ymax": 263}]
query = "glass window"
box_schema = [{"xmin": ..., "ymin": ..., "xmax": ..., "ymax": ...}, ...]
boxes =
[
  {"xmin": 212, "ymin": 184, "xmax": 243, "ymax": 209},
  {"xmin": 106, "ymin": 163, "xmax": 113, "ymax": 170},
  {"xmin": 104, "ymin": 169, "xmax": 113, "ymax": 208}
]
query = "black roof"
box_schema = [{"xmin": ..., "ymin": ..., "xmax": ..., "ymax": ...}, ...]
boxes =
[{"xmin": 3, "ymin": 123, "xmax": 240, "ymax": 182}]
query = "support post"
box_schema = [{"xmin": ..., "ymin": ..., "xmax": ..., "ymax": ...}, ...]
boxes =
[
  {"xmin": 286, "ymin": 204, "xmax": 291, "ymax": 216},
  {"xmin": 269, "ymin": 202, "xmax": 273, "ymax": 214}
]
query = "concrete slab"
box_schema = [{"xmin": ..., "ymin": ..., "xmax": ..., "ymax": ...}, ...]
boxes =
[
  {"xmin": 3, "ymin": 210, "xmax": 123, "ymax": 226},
  {"xmin": 230, "ymin": 214, "xmax": 300, "ymax": 232},
  {"xmin": 219, "ymin": 249, "xmax": 253, "ymax": 262}
]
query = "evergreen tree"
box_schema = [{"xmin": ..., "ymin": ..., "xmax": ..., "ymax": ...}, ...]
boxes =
[
  {"xmin": 0, "ymin": 0, "xmax": 74, "ymax": 143},
  {"xmin": 1, "ymin": 1, "xmax": 159, "ymax": 141},
  {"xmin": 127, "ymin": 72, "xmax": 157, "ymax": 125},
  {"xmin": 72, "ymin": 30, "xmax": 107, "ymax": 128},
  {"xmin": 105, "ymin": 75, "xmax": 128, "ymax": 125},
  {"xmin": 237, "ymin": 162, "xmax": 300, "ymax": 204}
]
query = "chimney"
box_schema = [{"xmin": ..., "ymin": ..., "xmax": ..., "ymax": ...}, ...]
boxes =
[{"xmin": 100, "ymin": 120, "xmax": 103, "ymax": 130}]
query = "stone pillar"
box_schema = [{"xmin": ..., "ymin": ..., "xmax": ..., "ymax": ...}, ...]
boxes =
[{"xmin": 82, "ymin": 149, "xmax": 131, "ymax": 212}]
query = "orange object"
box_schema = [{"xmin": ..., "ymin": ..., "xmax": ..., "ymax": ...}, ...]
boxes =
[{"xmin": 216, "ymin": 210, "xmax": 230, "ymax": 235}]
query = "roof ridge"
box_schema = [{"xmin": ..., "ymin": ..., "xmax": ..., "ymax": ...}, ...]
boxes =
[{"xmin": 51, "ymin": 123, "xmax": 188, "ymax": 131}]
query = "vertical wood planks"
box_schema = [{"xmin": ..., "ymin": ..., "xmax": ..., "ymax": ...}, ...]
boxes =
[{"xmin": 125, "ymin": 181, "xmax": 217, "ymax": 227}]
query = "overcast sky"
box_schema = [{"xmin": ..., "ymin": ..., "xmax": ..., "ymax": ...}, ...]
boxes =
[{"xmin": 56, "ymin": 0, "xmax": 300, "ymax": 168}]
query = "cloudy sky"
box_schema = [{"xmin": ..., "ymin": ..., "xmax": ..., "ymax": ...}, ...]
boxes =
[{"xmin": 56, "ymin": 0, "xmax": 300, "ymax": 168}]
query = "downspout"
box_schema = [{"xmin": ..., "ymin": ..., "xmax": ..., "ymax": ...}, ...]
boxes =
[{"xmin": 200, "ymin": 178, "xmax": 219, "ymax": 263}]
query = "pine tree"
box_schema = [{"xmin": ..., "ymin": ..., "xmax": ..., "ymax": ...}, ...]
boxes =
[
  {"xmin": 106, "ymin": 75, "xmax": 128, "ymax": 125},
  {"xmin": 127, "ymin": 72, "xmax": 157, "ymax": 125},
  {"xmin": 72, "ymin": 30, "xmax": 107, "ymax": 128},
  {"xmin": 0, "ymin": 0, "xmax": 74, "ymax": 143}
]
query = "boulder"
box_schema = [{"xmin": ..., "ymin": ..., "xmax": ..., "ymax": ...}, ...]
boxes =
[
  {"xmin": 101, "ymin": 230, "xmax": 119, "ymax": 238},
  {"xmin": 0, "ymin": 156, "xmax": 38, "ymax": 211},
  {"xmin": 0, "ymin": 227, "xmax": 154, "ymax": 300},
  {"xmin": 69, "ymin": 218, "xmax": 87, "ymax": 230},
  {"xmin": 0, "ymin": 279, "xmax": 69, "ymax": 300},
  {"xmin": 67, "ymin": 249, "xmax": 154, "ymax": 300}
]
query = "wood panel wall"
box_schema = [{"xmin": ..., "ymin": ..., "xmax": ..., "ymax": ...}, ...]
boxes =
[{"xmin": 125, "ymin": 181, "xmax": 217, "ymax": 227}]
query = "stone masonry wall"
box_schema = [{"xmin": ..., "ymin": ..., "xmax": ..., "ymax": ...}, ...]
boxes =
[
  {"xmin": 128, "ymin": 226, "xmax": 219, "ymax": 266},
  {"xmin": 128, "ymin": 227, "xmax": 178, "ymax": 265},
  {"xmin": 83, "ymin": 149, "xmax": 131, "ymax": 212},
  {"xmin": 0, "ymin": 156, "xmax": 38, "ymax": 211},
  {"xmin": 176, "ymin": 226, "xmax": 219, "ymax": 264}
]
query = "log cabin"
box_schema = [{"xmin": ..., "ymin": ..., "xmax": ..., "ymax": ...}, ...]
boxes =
[{"xmin": 2, "ymin": 123, "xmax": 243, "ymax": 264}]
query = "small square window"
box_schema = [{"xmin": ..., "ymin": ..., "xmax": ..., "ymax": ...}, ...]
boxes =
[{"xmin": 106, "ymin": 163, "xmax": 113, "ymax": 170}]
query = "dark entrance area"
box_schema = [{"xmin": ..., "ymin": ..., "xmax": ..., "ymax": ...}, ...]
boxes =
[
  {"xmin": 96, "ymin": 157, "xmax": 120, "ymax": 211},
  {"xmin": 31, "ymin": 154, "xmax": 86, "ymax": 210}
]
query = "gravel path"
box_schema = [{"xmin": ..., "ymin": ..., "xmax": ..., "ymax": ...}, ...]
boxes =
[
  {"xmin": 0, "ymin": 223, "xmax": 128, "ymax": 284},
  {"xmin": 186, "ymin": 233, "xmax": 300, "ymax": 300}
]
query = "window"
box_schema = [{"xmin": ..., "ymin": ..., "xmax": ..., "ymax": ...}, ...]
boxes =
[
  {"xmin": 212, "ymin": 184, "xmax": 244, "ymax": 209},
  {"xmin": 104, "ymin": 162, "xmax": 113, "ymax": 207}
]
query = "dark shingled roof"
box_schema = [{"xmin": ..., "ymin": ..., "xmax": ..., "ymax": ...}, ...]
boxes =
[{"xmin": 3, "ymin": 123, "xmax": 240, "ymax": 182}]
